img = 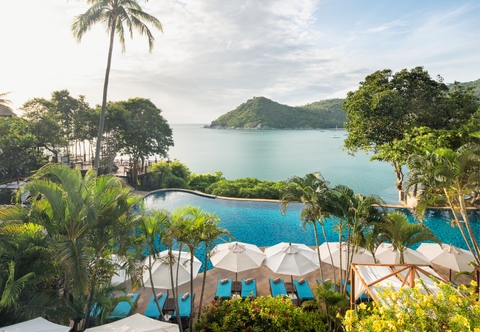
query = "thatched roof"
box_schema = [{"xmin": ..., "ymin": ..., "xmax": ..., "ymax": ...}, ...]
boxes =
[{"xmin": 0, "ymin": 104, "xmax": 14, "ymax": 116}]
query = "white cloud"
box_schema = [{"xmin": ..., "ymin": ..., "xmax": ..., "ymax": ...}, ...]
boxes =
[{"xmin": 1, "ymin": 0, "xmax": 479, "ymax": 123}]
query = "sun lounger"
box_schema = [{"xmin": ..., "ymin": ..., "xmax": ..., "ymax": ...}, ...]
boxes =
[
  {"xmin": 107, "ymin": 293, "xmax": 140, "ymax": 320},
  {"xmin": 293, "ymin": 279, "xmax": 314, "ymax": 302},
  {"xmin": 269, "ymin": 278, "xmax": 288, "ymax": 298},
  {"xmin": 171, "ymin": 293, "xmax": 195, "ymax": 320},
  {"xmin": 241, "ymin": 278, "xmax": 257, "ymax": 298},
  {"xmin": 215, "ymin": 278, "xmax": 233, "ymax": 299},
  {"xmin": 144, "ymin": 292, "xmax": 168, "ymax": 319}
]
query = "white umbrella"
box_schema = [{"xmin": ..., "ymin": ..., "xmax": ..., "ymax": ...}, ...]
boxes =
[
  {"xmin": 375, "ymin": 243, "xmax": 430, "ymax": 265},
  {"xmin": 1, "ymin": 317, "xmax": 69, "ymax": 332},
  {"xmin": 318, "ymin": 242, "xmax": 375, "ymax": 270},
  {"xmin": 143, "ymin": 250, "xmax": 201, "ymax": 290},
  {"xmin": 417, "ymin": 243, "xmax": 475, "ymax": 279},
  {"xmin": 85, "ymin": 313, "xmax": 179, "ymax": 332},
  {"xmin": 210, "ymin": 241, "xmax": 266, "ymax": 282},
  {"xmin": 111, "ymin": 254, "xmax": 128, "ymax": 285},
  {"xmin": 264, "ymin": 242, "xmax": 319, "ymax": 282}
]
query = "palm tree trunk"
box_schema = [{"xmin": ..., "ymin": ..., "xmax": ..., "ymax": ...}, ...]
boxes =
[
  {"xmin": 198, "ymin": 243, "xmax": 209, "ymax": 319},
  {"xmin": 313, "ymin": 222, "xmax": 324, "ymax": 282},
  {"xmin": 189, "ymin": 253, "xmax": 194, "ymax": 332},
  {"xmin": 94, "ymin": 18, "xmax": 116, "ymax": 170},
  {"xmin": 457, "ymin": 194, "xmax": 480, "ymax": 264},
  {"xmin": 148, "ymin": 254, "xmax": 166, "ymax": 320}
]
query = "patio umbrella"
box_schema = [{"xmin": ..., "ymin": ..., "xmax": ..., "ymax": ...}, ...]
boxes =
[
  {"xmin": 1, "ymin": 317, "xmax": 69, "ymax": 332},
  {"xmin": 143, "ymin": 250, "xmax": 201, "ymax": 290},
  {"xmin": 375, "ymin": 243, "xmax": 430, "ymax": 265},
  {"xmin": 417, "ymin": 243, "xmax": 475, "ymax": 280},
  {"xmin": 85, "ymin": 313, "xmax": 179, "ymax": 332},
  {"xmin": 110, "ymin": 254, "xmax": 128, "ymax": 285},
  {"xmin": 318, "ymin": 242, "xmax": 375, "ymax": 270},
  {"xmin": 210, "ymin": 241, "xmax": 266, "ymax": 282},
  {"xmin": 264, "ymin": 242, "xmax": 319, "ymax": 283}
]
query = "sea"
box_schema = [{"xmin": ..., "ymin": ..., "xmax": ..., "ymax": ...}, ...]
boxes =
[{"xmin": 166, "ymin": 124, "xmax": 399, "ymax": 204}]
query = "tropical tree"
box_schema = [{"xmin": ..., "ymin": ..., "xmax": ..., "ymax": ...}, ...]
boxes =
[
  {"xmin": 343, "ymin": 67, "xmax": 479, "ymax": 198},
  {"xmin": 172, "ymin": 206, "xmax": 221, "ymax": 332},
  {"xmin": 376, "ymin": 212, "xmax": 440, "ymax": 264},
  {"xmin": 406, "ymin": 143, "xmax": 480, "ymax": 265},
  {"xmin": 72, "ymin": 0, "xmax": 163, "ymax": 170},
  {"xmin": 14, "ymin": 164, "xmax": 142, "ymax": 330},
  {"xmin": 196, "ymin": 212, "xmax": 230, "ymax": 319},
  {"xmin": 135, "ymin": 209, "xmax": 172, "ymax": 320},
  {"xmin": 330, "ymin": 186, "xmax": 386, "ymax": 285},
  {"xmin": 281, "ymin": 172, "xmax": 336, "ymax": 282},
  {"xmin": 116, "ymin": 98, "xmax": 173, "ymax": 185}
]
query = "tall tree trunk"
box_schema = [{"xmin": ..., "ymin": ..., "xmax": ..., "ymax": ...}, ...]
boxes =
[
  {"xmin": 94, "ymin": 19, "xmax": 116, "ymax": 170},
  {"xmin": 197, "ymin": 243, "xmax": 209, "ymax": 319}
]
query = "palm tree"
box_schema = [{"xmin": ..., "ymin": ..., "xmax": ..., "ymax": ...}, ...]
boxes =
[
  {"xmin": 16, "ymin": 164, "xmax": 141, "ymax": 330},
  {"xmin": 72, "ymin": 0, "xmax": 163, "ymax": 170},
  {"xmin": 281, "ymin": 172, "xmax": 335, "ymax": 282},
  {"xmin": 196, "ymin": 213, "xmax": 230, "ymax": 319},
  {"xmin": 407, "ymin": 143, "xmax": 480, "ymax": 265},
  {"xmin": 377, "ymin": 212, "xmax": 440, "ymax": 264},
  {"xmin": 330, "ymin": 185, "xmax": 386, "ymax": 285},
  {"xmin": 172, "ymin": 206, "xmax": 218, "ymax": 332},
  {"xmin": 135, "ymin": 209, "xmax": 172, "ymax": 320}
]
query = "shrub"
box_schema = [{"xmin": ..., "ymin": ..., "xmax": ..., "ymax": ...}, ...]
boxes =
[
  {"xmin": 189, "ymin": 171, "xmax": 224, "ymax": 192},
  {"xmin": 195, "ymin": 296, "xmax": 327, "ymax": 332},
  {"xmin": 342, "ymin": 281, "xmax": 480, "ymax": 332}
]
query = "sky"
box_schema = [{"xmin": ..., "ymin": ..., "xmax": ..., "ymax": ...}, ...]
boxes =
[{"xmin": 1, "ymin": 0, "xmax": 479, "ymax": 124}]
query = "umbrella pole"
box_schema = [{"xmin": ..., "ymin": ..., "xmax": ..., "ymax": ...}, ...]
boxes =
[{"xmin": 449, "ymin": 269, "xmax": 452, "ymax": 281}]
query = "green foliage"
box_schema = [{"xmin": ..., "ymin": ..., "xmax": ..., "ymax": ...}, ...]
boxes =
[
  {"xmin": 147, "ymin": 159, "xmax": 191, "ymax": 190},
  {"xmin": 343, "ymin": 281, "xmax": 480, "ymax": 331},
  {"xmin": 188, "ymin": 172, "xmax": 225, "ymax": 192},
  {"xmin": 0, "ymin": 116, "xmax": 45, "ymax": 182},
  {"xmin": 448, "ymin": 78, "xmax": 480, "ymax": 99},
  {"xmin": 195, "ymin": 296, "xmax": 327, "ymax": 332},
  {"xmin": 206, "ymin": 178, "xmax": 287, "ymax": 199},
  {"xmin": 208, "ymin": 96, "xmax": 346, "ymax": 129},
  {"xmin": 314, "ymin": 281, "xmax": 350, "ymax": 332}
]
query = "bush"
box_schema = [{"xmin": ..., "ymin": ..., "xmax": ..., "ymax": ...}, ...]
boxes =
[
  {"xmin": 205, "ymin": 178, "xmax": 287, "ymax": 199},
  {"xmin": 342, "ymin": 281, "xmax": 480, "ymax": 331},
  {"xmin": 146, "ymin": 159, "xmax": 191, "ymax": 190},
  {"xmin": 189, "ymin": 172, "xmax": 224, "ymax": 192},
  {"xmin": 195, "ymin": 296, "xmax": 327, "ymax": 332}
]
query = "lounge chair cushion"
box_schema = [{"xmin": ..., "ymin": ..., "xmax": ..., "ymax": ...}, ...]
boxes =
[
  {"xmin": 144, "ymin": 293, "xmax": 167, "ymax": 319},
  {"xmin": 215, "ymin": 278, "xmax": 232, "ymax": 299},
  {"xmin": 220, "ymin": 278, "xmax": 229, "ymax": 284},
  {"xmin": 273, "ymin": 277, "xmax": 281, "ymax": 284},
  {"xmin": 181, "ymin": 292, "xmax": 189, "ymax": 301},
  {"xmin": 108, "ymin": 293, "xmax": 139, "ymax": 320},
  {"xmin": 269, "ymin": 278, "xmax": 288, "ymax": 297},
  {"xmin": 172, "ymin": 293, "xmax": 195, "ymax": 319},
  {"xmin": 293, "ymin": 279, "xmax": 314, "ymax": 301},
  {"xmin": 241, "ymin": 278, "xmax": 257, "ymax": 298}
]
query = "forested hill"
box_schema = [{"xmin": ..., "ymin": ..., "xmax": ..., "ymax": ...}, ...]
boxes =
[
  {"xmin": 448, "ymin": 78, "xmax": 480, "ymax": 98},
  {"xmin": 205, "ymin": 97, "xmax": 346, "ymax": 129}
]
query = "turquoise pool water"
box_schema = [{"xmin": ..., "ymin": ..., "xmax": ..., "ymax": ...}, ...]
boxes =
[{"xmin": 144, "ymin": 190, "xmax": 480, "ymax": 272}]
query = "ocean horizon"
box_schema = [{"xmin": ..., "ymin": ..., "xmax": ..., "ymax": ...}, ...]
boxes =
[{"xmin": 166, "ymin": 124, "xmax": 400, "ymax": 204}]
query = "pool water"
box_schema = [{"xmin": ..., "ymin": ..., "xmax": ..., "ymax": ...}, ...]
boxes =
[{"xmin": 143, "ymin": 190, "xmax": 480, "ymax": 272}]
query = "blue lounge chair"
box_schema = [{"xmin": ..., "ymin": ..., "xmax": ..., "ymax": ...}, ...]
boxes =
[
  {"xmin": 269, "ymin": 278, "xmax": 288, "ymax": 298},
  {"xmin": 241, "ymin": 278, "xmax": 257, "ymax": 298},
  {"xmin": 293, "ymin": 279, "xmax": 314, "ymax": 302},
  {"xmin": 343, "ymin": 280, "xmax": 370, "ymax": 302},
  {"xmin": 171, "ymin": 293, "xmax": 195, "ymax": 320},
  {"xmin": 215, "ymin": 279, "xmax": 232, "ymax": 299},
  {"xmin": 107, "ymin": 293, "xmax": 140, "ymax": 320},
  {"xmin": 144, "ymin": 293, "xmax": 168, "ymax": 319}
]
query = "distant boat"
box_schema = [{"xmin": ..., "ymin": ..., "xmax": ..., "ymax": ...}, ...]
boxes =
[{"xmin": 331, "ymin": 126, "xmax": 340, "ymax": 138}]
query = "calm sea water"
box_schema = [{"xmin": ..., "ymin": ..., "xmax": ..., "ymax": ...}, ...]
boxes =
[{"xmin": 167, "ymin": 124, "xmax": 398, "ymax": 204}]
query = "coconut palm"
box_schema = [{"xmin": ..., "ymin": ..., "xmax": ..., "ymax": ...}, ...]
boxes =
[
  {"xmin": 72, "ymin": 0, "xmax": 162, "ymax": 170},
  {"xmin": 407, "ymin": 143, "xmax": 480, "ymax": 265},
  {"xmin": 281, "ymin": 172, "xmax": 336, "ymax": 282},
  {"xmin": 376, "ymin": 211, "xmax": 440, "ymax": 264}
]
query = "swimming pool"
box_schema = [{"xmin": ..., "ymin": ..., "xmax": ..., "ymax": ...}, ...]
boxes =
[{"xmin": 143, "ymin": 190, "xmax": 480, "ymax": 272}]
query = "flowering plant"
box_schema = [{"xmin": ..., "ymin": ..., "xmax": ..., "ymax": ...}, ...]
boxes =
[
  {"xmin": 194, "ymin": 295, "xmax": 327, "ymax": 332},
  {"xmin": 343, "ymin": 281, "xmax": 480, "ymax": 332}
]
